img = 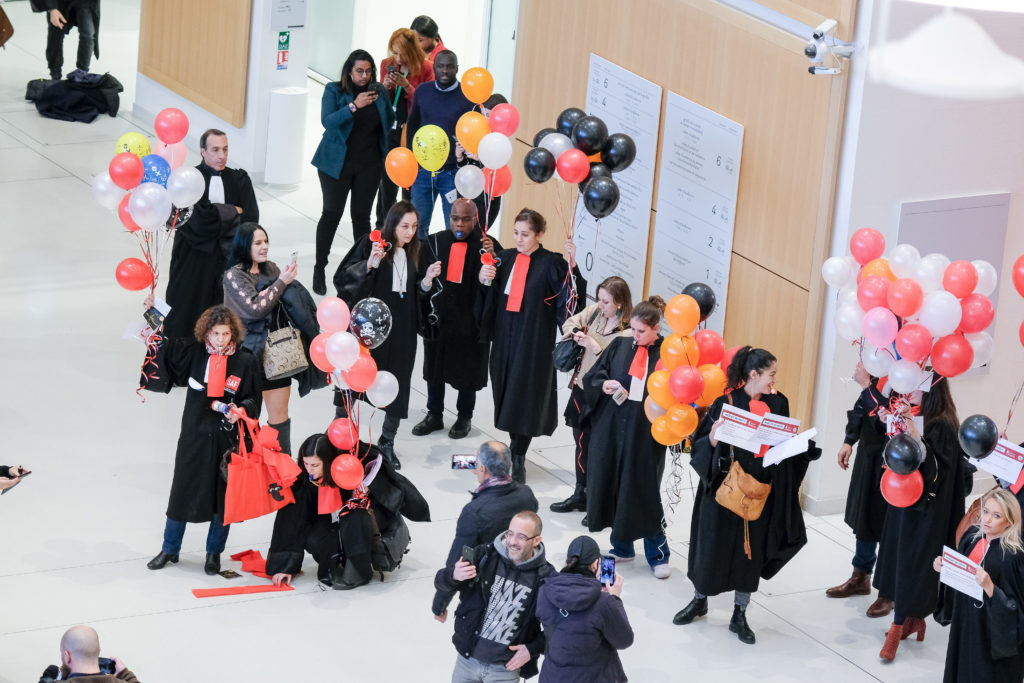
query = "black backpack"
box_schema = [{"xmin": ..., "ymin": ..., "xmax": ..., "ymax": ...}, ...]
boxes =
[{"xmin": 368, "ymin": 505, "xmax": 411, "ymax": 575}]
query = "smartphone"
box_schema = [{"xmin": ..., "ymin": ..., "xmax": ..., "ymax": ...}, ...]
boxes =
[
  {"xmin": 599, "ymin": 555, "xmax": 616, "ymax": 584},
  {"xmin": 452, "ymin": 454, "xmax": 477, "ymax": 470},
  {"xmin": 290, "ymin": 250, "xmax": 298, "ymax": 265},
  {"xmin": 461, "ymin": 545, "xmax": 476, "ymax": 565},
  {"xmin": 386, "ymin": 65, "xmax": 398, "ymax": 75},
  {"xmin": 99, "ymin": 658, "xmax": 116, "ymax": 675}
]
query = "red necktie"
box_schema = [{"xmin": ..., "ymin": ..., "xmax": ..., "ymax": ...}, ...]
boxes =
[
  {"xmin": 968, "ymin": 537, "xmax": 987, "ymax": 564},
  {"xmin": 628, "ymin": 345, "xmax": 649, "ymax": 380},
  {"xmin": 318, "ymin": 485, "xmax": 344, "ymax": 515},
  {"xmin": 446, "ymin": 241, "xmax": 468, "ymax": 283},
  {"xmin": 207, "ymin": 355, "xmax": 227, "ymax": 397},
  {"xmin": 506, "ymin": 253, "xmax": 531, "ymax": 312},
  {"xmin": 750, "ymin": 399, "xmax": 770, "ymax": 458}
]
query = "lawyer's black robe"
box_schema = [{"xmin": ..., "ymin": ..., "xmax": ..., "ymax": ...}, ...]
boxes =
[
  {"xmin": 420, "ymin": 228, "xmax": 500, "ymax": 392},
  {"xmin": 937, "ymin": 530, "xmax": 1024, "ymax": 683},
  {"xmin": 843, "ymin": 385, "xmax": 889, "ymax": 542},
  {"xmin": 687, "ymin": 390, "xmax": 820, "ymax": 595},
  {"xmin": 266, "ymin": 477, "xmax": 341, "ymax": 582},
  {"xmin": 582, "ymin": 336, "xmax": 666, "ymax": 541},
  {"xmin": 873, "ymin": 419, "xmax": 967, "ymax": 617},
  {"xmin": 333, "ymin": 236, "xmax": 431, "ymax": 419},
  {"xmin": 163, "ymin": 163, "xmax": 259, "ymax": 339},
  {"xmin": 477, "ymin": 246, "xmax": 585, "ymax": 437}
]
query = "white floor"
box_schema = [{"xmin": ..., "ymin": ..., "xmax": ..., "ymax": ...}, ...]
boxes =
[{"xmin": 0, "ymin": 2, "xmax": 949, "ymax": 680}]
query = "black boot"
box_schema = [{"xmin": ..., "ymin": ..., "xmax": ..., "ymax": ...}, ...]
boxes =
[
  {"xmin": 147, "ymin": 551, "xmax": 179, "ymax": 570},
  {"xmin": 729, "ymin": 605, "xmax": 756, "ymax": 644},
  {"xmin": 672, "ymin": 597, "xmax": 708, "ymax": 625},
  {"xmin": 312, "ymin": 267, "xmax": 326, "ymax": 296},
  {"xmin": 550, "ymin": 484, "xmax": 587, "ymax": 513},
  {"xmin": 204, "ymin": 553, "xmax": 221, "ymax": 575},
  {"xmin": 379, "ymin": 437, "xmax": 401, "ymax": 470},
  {"xmin": 448, "ymin": 416, "xmax": 472, "ymax": 439},
  {"xmin": 581, "ymin": 514, "xmax": 589, "ymax": 527},
  {"xmin": 270, "ymin": 419, "xmax": 292, "ymax": 455},
  {"xmin": 511, "ymin": 452, "xmax": 526, "ymax": 484},
  {"xmin": 411, "ymin": 413, "xmax": 444, "ymax": 436}
]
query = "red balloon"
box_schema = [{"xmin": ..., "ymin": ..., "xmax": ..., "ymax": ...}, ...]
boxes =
[
  {"xmin": 894, "ymin": 324, "xmax": 933, "ymax": 363},
  {"xmin": 720, "ymin": 346, "xmax": 741, "ymax": 373},
  {"xmin": 487, "ymin": 103, "xmax": 520, "ymax": 136},
  {"xmin": 886, "ymin": 278, "xmax": 923, "ymax": 318},
  {"xmin": 694, "ymin": 329, "xmax": 724, "ymax": 366},
  {"xmin": 1020, "ymin": 320, "xmax": 1024, "ymax": 348},
  {"xmin": 483, "ymin": 165, "xmax": 512, "ymax": 197},
  {"xmin": 342, "ymin": 354, "xmax": 377, "ymax": 392},
  {"xmin": 943, "ymin": 260, "xmax": 979, "ymax": 299},
  {"xmin": 117, "ymin": 193, "xmax": 141, "ymax": 232},
  {"xmin": 669, "ymin": 365, "xmax": 705, "ymax": 404},
  {"xmin": 931, "ymin": 334, "xmax": 974, "ymax": 378},
  {"xmin": 556, "ymin": 149, "xmax": 590, "ymax": 183},
  {"xmin": 857, "ymin": 275, "xmax": 890, "ymax": 311},
  {"xmin": 115, "ymin": 257, "xmax": 153, "ymax": 291},
  {"xmin": 330, "ymin": 453, "xmax": 364, "ymax": 490},
  {"xmin": 1013, "ymin": 255, "xmax": 1024, "ymax": 298},
  {"xmin": 849, "ymin": 228, "xmax": 885, "ymax": 266},
  {"xmin": 959, "ymin": 293, "xmax": 994, "ymax": 334},
  {"xmin": 154, "ymin": 107, "xmax": 189, "ymax": 144},
  {"xmin": 109, "ymin": 152, "xmax": 145, "ymax": 190},
  {"xmin": 881, "ymin": 468, "xmax": 924, "ymax": 508},
  {"xmin": 310, "ymin": 333, "xmax": 333, "ymax": 372},
  {"xmin": 327, "ymin": 417, "xmax": 358, "ymax": 451}
]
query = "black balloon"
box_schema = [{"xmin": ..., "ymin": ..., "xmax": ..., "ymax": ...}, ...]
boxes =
[
  {"xmin": 570, "ymin": 115, "xmax": 609, "ymax": 155},
  {"xmin": 523, "ymin": 147, "xmax": 556, "ymax": 183},
  {"xmin": 577, "ymin": 162, "xmax": 612, "ymax": 192},
  {"xmin": 958, "ymin": 414, "xmax": 999, "ymax": 458},
  {"xmin": 533, "ymin": 127, "xmax": 557, "ymax": 148},
  {"xmin": 883, "ymin": 433, "xmax": 925, "ymax": 475},
  {"xmin": 600, "ymin": 133, "xmax": 637, "ymax": 172},
  {"xmin": 683, "ymin": 282, "xmax": 717, "ymax": 322},
  {"xmin": 582, "ymin": 177, "xmax": 620, "ymax": 219},
  {"xmin": 349, "ymin": 297, "xmax": 392, "ymax": 349},
  {"xmin": 556, "ymin": 107, "xmax": 586, "ymax": 137}
]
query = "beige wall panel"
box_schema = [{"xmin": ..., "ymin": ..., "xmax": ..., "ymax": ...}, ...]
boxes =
[{"xmin": 758, "ymin": 0, "xmax": 858, "ymax": 40}]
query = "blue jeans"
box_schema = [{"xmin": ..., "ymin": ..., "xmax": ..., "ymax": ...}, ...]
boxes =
[
  {"xmin": 162, "ymin": 515, "xmax": 230, "ymax": 555},
  {"xmin": 410, "ymin": 167, "xmax": 456, "ymax": 239},
  {"xmin": 610, "ymin": 532, "xmax": 670, "ymax": 567},
  {"xmin": 852, "ymin": 538, "xmax": 878, "ymax": 574},
  {"xmin": 451, "ymin": 654, "xmax": 519, "ymax": 683}
]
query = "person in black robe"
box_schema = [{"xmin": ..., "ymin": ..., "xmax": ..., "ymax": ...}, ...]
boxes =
[
  {"xmin": 141, "ymin": 305, "xmax": 262, "ymax": 575},
  {"xmin": 581, "ymin": 297, "xmax": 671, "ymax": 578},
  {"xmin": 412, "ymin": 198, "xmax": 499, "ymax": 440},
  {"xmin": 873, "ymin": 378, "xmax": 967, "ymax": 661},
  {"xmin": 825, "ymin": 362, "xmax": 892, "ymax": 617},
  {"xmin": 935, "ymin": 487, "xmax": 1024, "ymax": 682},
  {"xmin": 675, "ymin": 346, "xmax": 820, "ymax": 644},
  {"xmin": 333, "ymin": 200, "xmax": 441, "ymax": 470},
  {"xmin": 477, "ymin": 208, "xmax": 585, "ymax": 483},
  {"xmin": 163, "ymin": 130, "xmax": 259, "ymax": 339}
]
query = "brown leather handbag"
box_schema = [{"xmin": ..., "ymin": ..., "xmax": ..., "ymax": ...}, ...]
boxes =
[
  {"xmin": 0, "ymin": 7, "xmax": 13, "ymax": 49},
  {"xmin": 715, "ymin": 450, "xmax": 772, "ymax": 559}
]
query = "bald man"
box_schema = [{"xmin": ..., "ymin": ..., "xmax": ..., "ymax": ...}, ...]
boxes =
[{"xmin": 50, "ymin": 625, "xmax": 140, "ymax": 682}]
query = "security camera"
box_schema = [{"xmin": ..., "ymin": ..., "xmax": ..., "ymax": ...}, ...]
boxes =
[{"xmin": 804, "ymin": 19, "xmax": 854, "ymax": 76}]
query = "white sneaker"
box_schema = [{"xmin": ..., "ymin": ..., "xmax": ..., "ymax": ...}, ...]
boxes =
[{"xmin": 652, "ymin": 564, "xmax": 671, "ymax": 579}]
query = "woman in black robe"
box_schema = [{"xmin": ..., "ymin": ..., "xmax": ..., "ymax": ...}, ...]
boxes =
[
  {"xmin": 581, "ymin": 297, "xmax": 671, "ymax": 578},
  {"xmin": 873, "ymin": 378, "xmax": 967, "ymax": 661},
  {"xmin": 675, "ymin": 346, "xmax": 819, "ymax": 645},
  {"xmin": 935, "ymin": 487, "xmax": 1024, "ymax": 682},
  {"xmin": 143, "ymin": 305, "xmax": 261, "ymax": 575},
  {"xmin": 333, "ymin": 200, "xmax": 441, "ymax": 470},
  {"xmin": 477, "ymin": 208, "xmax": 585, "ymax": 483}
]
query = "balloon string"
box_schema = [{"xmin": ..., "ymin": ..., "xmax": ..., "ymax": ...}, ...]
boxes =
[{"xmin": 1006, "ymin": 375, "xmax": 1024, "ymax": 431}]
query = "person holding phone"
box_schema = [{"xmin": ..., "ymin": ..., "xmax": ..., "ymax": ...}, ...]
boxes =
[
  {"xmin": 311, "ymin": 49, "xmax": 395, "ymax": 295},
  {"xmin": 39, "ymin": 625, "xmax": 140, "ymax": 683},
  {"xmin": 0, "ymin": 465, "xmax": 30, "ymax": 493},
  {"xmin": 536, "ymin": 535, "xmax": 633, "ymax": 683}
]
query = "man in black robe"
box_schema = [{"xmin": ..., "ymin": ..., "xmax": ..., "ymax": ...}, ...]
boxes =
[{"xmin": 162, "ymin": 130, "xmax": 259, "ymax": 339}]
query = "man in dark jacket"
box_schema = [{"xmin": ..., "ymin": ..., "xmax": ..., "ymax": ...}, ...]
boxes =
[
  {"xmin": 31, "ymin": 0, "xmax": 100, "ymax": 82},
  {"xmin": 444, "ymin": 441, "xmax": 539, "ymax": 567},
  {"xmin": 433, "ymin": 511, "xmax": 555, "ymax": 681},
  {"xmin": 39, "ymin": 625, "xmax": 141, "ymax": 682}
]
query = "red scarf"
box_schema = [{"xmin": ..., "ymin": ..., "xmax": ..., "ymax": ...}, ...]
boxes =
[
  {"xmin": 204, "ymin": 342, "xmax": 235, "ymax": 397},
  {"xmin": 506, "ymin": 253, "xmax": 531, "ymax": 312},
  {"xmin": 317, "ymin": 482, "xmax": 344, "ymax": 515},
  {"xmin": 446, "ymin": 241, "xmax": 468, "ymax": 283},
  {"xmin": 968, "ymin": 537, "xmax": 988, "ymax": 565},
  {"xmin": 750, "ymin": 399, "xmax": 770, "ymax": 458},
  {"xmin": 628, "ymin": 345, "xmax": 649, "ymax": 380}
]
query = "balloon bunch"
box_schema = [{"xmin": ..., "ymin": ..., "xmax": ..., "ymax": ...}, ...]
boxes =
[
  {"xmin": 1012, "ymin": 255, "xmax": 1024, "ymax": 347},
  {"xmin": 824, "ymin": 228, "xmax": 999, "ymax": 387},
  {"xmin": 644, "ymin": 289, "xmax": 727, "ymax": 447},
  {"xmin": 524, "ymin": 107, "xmax": 636, "ymax": 220}
]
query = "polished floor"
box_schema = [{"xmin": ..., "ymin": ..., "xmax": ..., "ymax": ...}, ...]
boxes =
[{"xmin": 0, "ymin": 2, "xmax": 950, "ymax": 680}]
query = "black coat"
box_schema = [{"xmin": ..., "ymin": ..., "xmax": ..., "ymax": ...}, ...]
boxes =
[
  {"xmin": 582, "ymin": 337, "xmax": 667, "ymax": 542},
  {"xmin": 936, "ymin": 530, "xmax": 1024, "ymax": 683},
  {"xmin": 873, "ymin": 418, "xmax": 967, "ymax": 617},
  {"xmin": 478, "ymin": 246, "xmax": 585, "ymax": 436},
  {"xmin": 163, "ymin": 163, "xmax": 259, "ymax": 339},
  {"xmin": 31, "ymin": 0, "xmax": 100, "ymax": 59},
  {"xmin": 265, "ymin": 477, "xmax": 340, "ymax": 581},
  {"xmin": 444, "ymin": 481, "xmax": 539, "ymax": 567},
  {"xmin": 843, "ymin": 386, "xmax": 889, "ymax": 542},
  {"xmin": 34, "ymin": 73, "xmax": 122, "ymax": 123}
]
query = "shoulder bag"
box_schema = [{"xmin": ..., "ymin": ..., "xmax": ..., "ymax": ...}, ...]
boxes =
[
  {"xmin": 264, "ymin": 305, "xmax": 308, "ymax": 380},
  {"xmin": 0, "ymin": 7, "xmax": 13, "ymax": 50},
  {"xmin": 553, "ymin": 307, "xmax": 602, "ymax": 373}
]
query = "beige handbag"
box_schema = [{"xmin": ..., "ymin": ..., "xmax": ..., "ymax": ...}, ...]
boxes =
[{"xmin": 263, "ymin": 308, "xmax": 308, "ymax": 380}]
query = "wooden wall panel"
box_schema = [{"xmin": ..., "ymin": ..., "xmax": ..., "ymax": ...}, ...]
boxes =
[{"xmin": 138, "ymin": 0, "xmax": 252, "ymax": 127}]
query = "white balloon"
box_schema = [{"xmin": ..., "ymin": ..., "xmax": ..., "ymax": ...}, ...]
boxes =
[
  {"xmin": 539, "ymin": 132, "xmax": 573, "ymax": 160},
  {"xmin": 477, "ymin": 132, "xmax": 512, "ymax": 170},
  {"xmin": 862, "ymin": 343, "xmax": 896, "ymax": 377},
  {"xmin": 965, "ymin": 331, "xmax": 994, "ymax": 368},
  {"xmin": 835, "ymin": 303, "xmax": 865, "ymax": 341},
  {"xmin": 888, "ymin": 243, "xmax": 921, "ymax": 279},
  {"xmin": 972, "ymin": 259, "xmax": 998, "ymax": 296},
  {"xmin": 918, "ymin": 290, "xmax": 962, "ymax": 336},
  {"xmin": 166, "ymin": 166, "xmax": 205, "ymax": 208},
  {"xmin": 838, "ymin": 285, "xmax": 859, "ymax": 310},
  {"xmin": 366, "ymin": 370, "xmax": 399, "ymax": 408},
  {"xmin": 925, "ymin": 252, "xmax": 951, "ymax": 271},
  {"xmin": 822, "ymin": 256, "xmax": 856, "ymax": 289},
  {"xmin": 889, "ymin": 359, "xmax": 925, "ymax": 394},
  {"xmin": 325, "ymin": 331, "xmax": 360, "ymax": 372},
  {"xmin": 128, "ymin": 182, "xmax": 172, "ymax": 230},
  {"xmin": 454, "ymin": 164, "xmax": 485, "ymax": 199},
  {"xmin": 914, "ymin": 255, "xmax": 946, "ymax": 293},
  {"xmin": 92, "ymin": 171, "xmax": 126, "ymax": 211}
]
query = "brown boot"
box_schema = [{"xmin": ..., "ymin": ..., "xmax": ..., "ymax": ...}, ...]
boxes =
[
  {"xmin": 879, "ymin": 622, "xmax": 903, "ymax": 662},
  {"xmin": 866, "ymin": 596, "xmax": 895, "ymax": 618},
  {"xmin": 825, "ymin": 568, "xmax": 871, "ymax": 598}
]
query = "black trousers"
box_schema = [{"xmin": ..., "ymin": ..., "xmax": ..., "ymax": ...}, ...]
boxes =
[
  {"xmin": 45, "ymin": 5, "xmax": 96, "ymax": 79},
  {"xmin": 316, "ymin": 163, "xmax": 380, "ymax": 270},
  {"xmin": 425, "ymin": 380, "xmax": 476, "ymax": 418}
]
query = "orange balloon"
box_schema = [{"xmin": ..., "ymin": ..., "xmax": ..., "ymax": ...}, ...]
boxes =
[
  {"xmin": 651, "ymin": 415, "xmax": 682, "ymax": 446},
  {"xmin": 587, "ymin": 152, "xmax": 602, "ymax": 163},
  {"xmin": 665, "ymin": 294, "xmax": 700, "ymax": 335},
  {"xmin": 461, "ymin": 67, "xmax": 494, "ymax": 105},
  {"xmin": 385, "ymin": 147, "xmax": 418, "ymax": 189},
  {"xmin": 456, "ymin": 112, "xmax": 490, "ymax": 156},
  {"xmin": 661, "ymin": 333, "xmax": 700, "ymax": 370},
  {"xmin": 646, "ymin": 370, "xmax": 676, "ymax": 409},
  {"xmin": 666, "ymin": 403, "xmax": 699, "ymax": 438},
  {"xmin": 861, "ymin": 257, "xmax": 896, "ymax": 282},
  {"xmin": 696, "ymin": 364, "xmax": 727, "ymax": 407}
]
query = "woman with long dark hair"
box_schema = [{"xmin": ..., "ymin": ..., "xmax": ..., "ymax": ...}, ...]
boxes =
[
  {"xmin": 311, "ymin": 49, "xmax": 395, "ymax": 295},
  {"xmin": 410, "ymin": 15, "xmax": 445, "ymax": 61}
]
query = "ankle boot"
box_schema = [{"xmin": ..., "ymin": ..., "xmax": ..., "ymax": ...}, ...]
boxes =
[
  {"xmin": 900, "ymin": 616, "xmax": 926, "ymax": 642},
  {"xmin": 312, "ymin": 267, "xmax": 326, "ymax": 296},
  {"xmin": 204, "ymin": 553, "xmax": 221, "ymax": 575},
  {"xmin": 729, "ymin": 605, "xmax": 756, "ymax": 644},
  {"xmin": 866, "ymin": 596, "xmax": 894, "ymax": 618},
  {"xmin": 269, "ymin": 419, "xmax": 292, "ymax": 455},
  {"xmin": 825, "ymin": 568, "xmax": 871, "ymax": 598},
  {"xmin": 672, "ymin": 597, "xmax": 708, "ymax": 625},
  {"xmin": 550, "ymin": 484, "xmax": 587, "ymax": 513},
  {"xmin": 411, "ymin": 412, "xmax": 444, "ymax": 436},
  {"xmin": 378, "ymin": 437, "xmax": 401, "ymax": 470},
  {"xmin": 511, "ymin": 452, "xmax": 526, "ymax": 484},
  {"xmin": 147, "ymin": 551, "xmax": 179, "ymax": 570},
  {"xmin": 879, "ymin": 622, "xmax": 904, "ymax": 661}
]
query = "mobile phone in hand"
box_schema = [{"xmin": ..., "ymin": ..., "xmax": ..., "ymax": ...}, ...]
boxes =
[
  {"xmin": 462, "ymin": 545, "xmax": 476, "ymax": 565},
  {"xmin": 290, "ymin": 250, "xmax": 298, "ymax": 265},
  {"xmin": 452, "ymin": 454, "xmax": 477, "ymax": 470},
  {"xmin": 387, "ymin": 65, "xmax": 398, "ymax": 75},
  {"xmin": 599, "ymin": 555, "xmax": 616, "ymax": 584},
  {"xmin": 99, "ymin": 658, "xmax": 116, "ymax": 674}
]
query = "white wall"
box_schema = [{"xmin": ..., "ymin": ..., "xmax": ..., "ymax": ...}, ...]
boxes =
[{"xmin": 803, "ymin": 2, "xmax": 1024, "ymax": 513}]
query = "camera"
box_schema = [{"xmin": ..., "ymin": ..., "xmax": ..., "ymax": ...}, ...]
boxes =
[{"xmin": 804, "ymin": 19, "xmax": 854, "ymax": 76}]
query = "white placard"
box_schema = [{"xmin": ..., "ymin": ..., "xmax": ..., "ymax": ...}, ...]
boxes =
[
  {"xmin": 763, "ymin": 428, "xmax": 817, "ymax": 467},
  {"xmin": 970, "ymin": 439, "xmax": 1024, "ymax": 484},
  {"xmin": 940, "ymin": 545, "xmax": 984, "ymax": 601},
  {"xmin": 573, "ymin": 54, "xmax": 661, "ymax": 301},
  {"xmin": 271, "ymin": 0, "xmax": 307, "ymax": 30},
  {"xmin": 648, "ymin": 93, "xmax": 744, "ymax": 333}
]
